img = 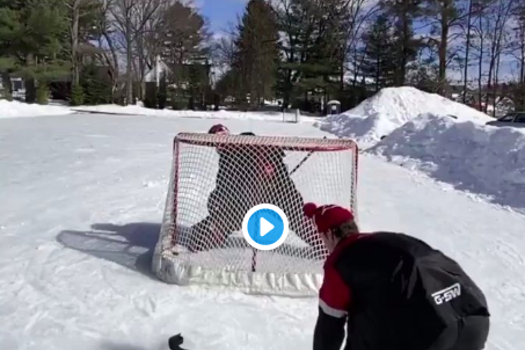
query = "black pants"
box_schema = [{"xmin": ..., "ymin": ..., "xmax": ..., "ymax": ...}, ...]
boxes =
[{"xmin": 430, "ymin": 316, "xmax": 490, "ymax": 350}]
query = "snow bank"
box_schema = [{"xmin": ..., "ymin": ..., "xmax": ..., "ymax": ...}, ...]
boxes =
[
  {"xmin": 368, "ymin": 113, "xmax": 525, "ymax": 210},
  {"xmin": 0, "ymin": 99, "xmax": 73, "ymax": 118},
  {"xmin": 72, "ymin": 104, "xmax": 315, "ymax": 123},
  {"xmin": 320, "ymin": 87, "xmax": 493, "ymax": 147}
]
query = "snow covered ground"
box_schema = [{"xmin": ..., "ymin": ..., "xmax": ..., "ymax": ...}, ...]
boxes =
[
  {"xmin": 71, "ymin": 103, "xmax": 316, "ymax": 123},
  {"xmin": 368, "ymin": 113, "xmax": 525, "ymax": 213},
  {"xmin": 1, "ymin": 113, "xmax": 524, "ymax": 350},
  {"xmin": 0, "ymin": 99, "xmax": 74, "ymax": 118},
  {"xmin": 0, "ymin": 99, "xmax": 317, "ymax": 124},
  {"xmin": 320, "ymin": 86, "xmax": 493, "ymax": 147}
]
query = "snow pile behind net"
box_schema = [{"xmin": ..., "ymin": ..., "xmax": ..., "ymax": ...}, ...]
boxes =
[
  {"xmin": 320, "ymin": 86, "xmax": 493, "ymax": 147},
  {"xmin": 152, "ymin": 133, "xmax": 358, "ymax": 296},
  {"xmin": 368, "ymin": 113, "xmax": 525, "ymax": 211}
]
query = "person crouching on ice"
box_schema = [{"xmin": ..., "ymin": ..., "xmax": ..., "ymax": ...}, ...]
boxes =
[
  {"xmin": 303, "ymin": 202, "xmax": 490, "ymax": 350},
  {"xmin": 188, "ymin": 125, "xmax": 320, "ymax": 255}
]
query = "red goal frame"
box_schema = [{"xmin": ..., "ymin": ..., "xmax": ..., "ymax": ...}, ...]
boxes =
[
  {"xmin": 152, "ymin": 132, "xmax": 359, "ymax": 297},
  {"xmin": 170, "ymin": 133, "xmax": 359, "ymax": 246}
]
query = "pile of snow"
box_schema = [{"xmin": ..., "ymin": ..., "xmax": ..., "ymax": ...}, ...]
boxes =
[
  {"xmin": 320, "ymin": 87, "xmax": 493, "ymax": 147},
  {"xmin": 368, "ymin": 113, "xmax": 525, "ymax": 210},
  {"xmin": 0, "ymin": 99, "xmax": 73, "ymax": 118},
  {"xmin": 72, "ymin": 104, "xmax": 314, "ymax": 123}
]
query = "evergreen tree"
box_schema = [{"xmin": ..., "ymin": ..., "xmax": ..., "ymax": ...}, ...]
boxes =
[
  {"xmin": 234, "ymin": 0, "xmax": 280, "ymax": 108},
  {"xmin": 0, "ymin": 0, "xmax": 70, "ymax": 102},
  {"xmin": 80, "ymin": 64, "xmax": 112, "ymax": 105},
  {"xmin": 359, "ymin": 14, "xmax": 397, "ymax": 91},
  {"xmin": 276, "ymin": 0, "xmax": 349, "ymax": 111},
  {"xmin": 381, "ymin": 0, "xmax": 423, "ymax": 85}
]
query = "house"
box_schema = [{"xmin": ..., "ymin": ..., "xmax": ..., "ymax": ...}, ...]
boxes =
[{"xmin": 144, "ymin": 57, "xmax": 171, "ymax": 84}]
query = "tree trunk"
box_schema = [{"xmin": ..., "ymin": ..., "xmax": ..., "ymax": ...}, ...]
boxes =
[
  {"xmin": 1, "ymin": 72, "xmax": 11, "ymax": 99},
  {"xmin": 520, "ymin": 32, "xmax": 525, "ymax": 108},
  {"xmin": 492, "ymin": 51, "xmax": 501, "ymax": 117},
  {"xmin": 462, "ymin": 0, "xmax": 473, "ymax": 103},
  {"xmin": 125, "ymin": 8, "xmax": 133, "ymax": 105},
  {"xmin": 485, "ymin": 42, "xmax": 496, "ymax": 114},
  {"xmin": 438, "ymin": 8, "xmax": 449, "ymax": 96},
  {"xmin": 25, "ymin": 53, "xmax": 36, "ymax": 103},
  {"xmin": 477, "ymin": 16, "xmax": 483, "ymax": 112},
  {"xmin": 71, "ymin": 0, "xmax": 80, "ymax": 86},
  {"xmin": 375, "ymin": 51, "xmax": 380, "ymax": 92},
  {"xmin": 399, "ymin": 3, "xmax": 409, "ymax": 86}
]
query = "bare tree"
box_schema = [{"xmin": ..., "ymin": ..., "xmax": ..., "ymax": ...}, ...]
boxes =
[
  {"xmin": 482, "ymin": 0, "xmax": 514, "ymax": 115},
  {"xmin": 93, "ymin": 0, "xmax": 121, "ymax": 97},
  {"xmin": 110, "ymin": 0, "xmax": 161, "ymax": 104},
  {"xmin": 510, "ymin": 3, "xmax": 525, "ymax": 108},
  {"xmin": 213, "ymin": 35, "xmax": 238, "ymax": 77},
  {"xmin": 461, "ymin": 0, "xmax": 474, "ymax": 102},
  {"xmin": 344, "ymin": 0, "xmax": 379, "ymax": 89},
  {"xmin": 131, "ymin": 0, "xmax": 178, "ymax": 97},
  {"xmin": 457, "ymin": 0, "xmax": 495, "ymax": 103},
  {"xmin": 63, "ymin": 0, "xmax": 101, "ymax": 86},
  {"xmin": 67, "ymin": 0, "xmax": 82, "ymax": 86},
  {"xmin": 423, "ymin": 0, "xmax": 470, "ymax": 95},
  {"xmin": 468, "ymin": 0, "xmax": 493, "ymax": 109}
]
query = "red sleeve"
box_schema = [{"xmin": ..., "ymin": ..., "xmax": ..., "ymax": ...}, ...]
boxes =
[{"xmin": 319, "ymin": 262, "xmax": 352, "ymax": 318}]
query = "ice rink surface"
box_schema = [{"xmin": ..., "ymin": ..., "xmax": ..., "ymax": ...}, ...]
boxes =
[{"xmin": 1, "ymin": 114, "xmax": 524, "ymax": 350}]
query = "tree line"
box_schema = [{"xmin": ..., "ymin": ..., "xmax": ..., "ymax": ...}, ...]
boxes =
[{"xmin": 0, "ymin": 0, "xmax": 523, "ymax": 114}]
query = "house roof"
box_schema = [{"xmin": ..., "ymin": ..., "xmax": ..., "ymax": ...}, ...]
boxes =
[{"xmin": 144, "ymin": 60, "xmax": 171, "ymax": 82}]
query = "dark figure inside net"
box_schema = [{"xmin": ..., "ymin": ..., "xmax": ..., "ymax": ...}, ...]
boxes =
[{"xmin": 187, "ymin": 125, "xmax": 321, "ymax": 256}]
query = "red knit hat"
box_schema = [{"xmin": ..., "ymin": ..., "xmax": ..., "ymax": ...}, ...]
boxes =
[
  {"xmin": 208, "ymin": 124, "xmax": 229, "ymax": 134},
  {"xmin": 304, "ymin": 202, "xmax": 354, "ymax": 234}
]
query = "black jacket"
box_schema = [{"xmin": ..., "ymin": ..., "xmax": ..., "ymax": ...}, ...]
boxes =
[
  {"xmin": 313, "ymin": 232, "xmax": 490, "ymax": 350},
  {"xmin": 213, "ymin": 132, "xmax": 289, "ymax": 196}
]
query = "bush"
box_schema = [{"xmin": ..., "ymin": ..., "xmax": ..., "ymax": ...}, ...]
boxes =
[
  {"xmin": 70, "ymin": 84, "xmax": 85, "ymax": 106},
  {"xmin": 1, "ymin": 88, "xmax": 12, "ymax": 101},
  {"xmin": 170, "ymin": 95, "xmax": 186, "ymax": 110},
  {"xmin": 80, "ymin": 65, "xmax": 113, "ymax": 105},
  {"xmin": 36, "ymin": 83, "xmax": 49, "ymax": 104}
]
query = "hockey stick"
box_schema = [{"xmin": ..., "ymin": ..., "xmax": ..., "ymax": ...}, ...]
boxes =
[
  {"xmin": 289, "ymin": 136, "xmax": 327, "ymax": 176},
  {"xmin": 250, "ymin": 136, "xmax": 327, "ymax": 272},
  {"xmin": 168, "ymin": 333, "xmax": 188, "ymax": 350}
]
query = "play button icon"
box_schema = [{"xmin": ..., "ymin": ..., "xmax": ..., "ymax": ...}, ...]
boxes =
[
  {"xmin": 260, "ymin": 217, "xmax": 274, "ymax": 237},
  {"xmin": 242, "ymin": 203, "xmax": 290, "ymax": 251}
]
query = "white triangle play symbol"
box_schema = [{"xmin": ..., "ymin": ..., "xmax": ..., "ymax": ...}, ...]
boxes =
[{"xmin": 260, "ymin": 217, "xmax": 274, "ymax": 237}]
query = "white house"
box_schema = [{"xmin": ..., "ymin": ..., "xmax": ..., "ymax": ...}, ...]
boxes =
[{"xmin": 144, "ymin": 56, "xmax": 171, "ymax": 85}]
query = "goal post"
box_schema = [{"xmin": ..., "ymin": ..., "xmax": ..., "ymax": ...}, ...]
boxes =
[{"xmin": 152, "ymin": 133, "xmax": 359, "ymax": 297}]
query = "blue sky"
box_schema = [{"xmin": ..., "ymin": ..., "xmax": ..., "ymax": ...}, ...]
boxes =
[
  {"xmin": 200, "ymin": 0, "xmax": 246, "ymax": 35},
  {"xmin": 197, "ymin": 0, "xmax": 517, "ymax": 83}
]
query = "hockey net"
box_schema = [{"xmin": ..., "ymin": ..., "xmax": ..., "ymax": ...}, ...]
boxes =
[{"xmin": 152, "ymin": 133, "xmax": 358, "ymax": 297}]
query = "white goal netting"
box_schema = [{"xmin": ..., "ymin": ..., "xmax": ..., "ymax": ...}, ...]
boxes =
[{"xmin": 152, "ymin": 133, "xmax": 359, "ymax": 297}]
